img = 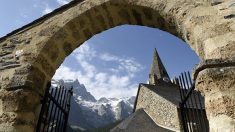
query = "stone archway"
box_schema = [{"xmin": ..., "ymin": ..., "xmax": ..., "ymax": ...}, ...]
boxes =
[{"xmin": 0, "ymin": 0, "xmax": 234, "ymax": 131}]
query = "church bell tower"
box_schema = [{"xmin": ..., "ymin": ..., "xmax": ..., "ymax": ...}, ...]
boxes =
[{"xmin": 149, "ymin": 48, "xmax": 170, "ymax": 85}]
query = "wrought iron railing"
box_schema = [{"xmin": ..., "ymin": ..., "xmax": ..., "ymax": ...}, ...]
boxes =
[
  {"xmin": 36, "ymin": 82, "xmax": 73, "ymax": 132},
  {"xmin": 173, "ymin": 72, "xmax": 209, "ymax": 132}
]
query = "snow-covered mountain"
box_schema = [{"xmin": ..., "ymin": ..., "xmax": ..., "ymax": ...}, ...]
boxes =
[{"xmin": 51, "ymin": 79, "xmax": 135, "ymax": 129}]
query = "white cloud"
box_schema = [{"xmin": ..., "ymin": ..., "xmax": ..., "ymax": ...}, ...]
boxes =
[
  {"xmin": 100, "ymin": 53, "xmax": 143, "ymax": 77},
  {"xmin": 73, "ymin": 43, "xmax": 96, "ymax": 61},
  {"xmin": 53, "ymin": 43, "xmax": 143, "ymax": 99},
  {"xmin": 57, "ymin": 0, "xmax": 72, "ymax": 5},
  {"xmin": 53, "ymin": 64, "xmax": 138, "ymax": 98},
  {"xmin": 42, "ymin": 4, "xmax": 53, "ymax": 15},
  {"xmin": 100, "ymin": 53, "xmax": 119, "ymax": 61},
  {"xmin": 53, "ymin": 65, "xmax": 82, "ymax": 80},
  {"xmin": 95, "ymin": 73, "xmax": 108, "ymax": 84},
  {"xmin": 20, "ymin": 12, "xmax": 28, "ymax": 19}
]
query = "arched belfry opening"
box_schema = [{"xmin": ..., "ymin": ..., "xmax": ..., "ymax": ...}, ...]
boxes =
[{"xmin": 0, "ymin": 0, "xmax": 234, "ymax": 131}]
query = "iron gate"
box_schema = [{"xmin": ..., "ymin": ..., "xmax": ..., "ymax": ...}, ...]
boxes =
[
  {"xmin": 173, "ymin": 72, "xmax": 209, "ymax": 132},
  {"xmin": 36, "ymin": 82, "xmax": 73, "ymax": 132}
]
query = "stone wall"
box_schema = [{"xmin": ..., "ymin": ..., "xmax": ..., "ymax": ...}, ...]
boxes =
[
  {"xmin": 0, "ymin": 0, "xmax": 234, "ymax": 131},
  {"xmin": 196, "ymin": 65, "xmax": 235, "ymax": 131},
  {"xmin": 135, "ymin": 83, "xmax": 182, "ymax": 131}
]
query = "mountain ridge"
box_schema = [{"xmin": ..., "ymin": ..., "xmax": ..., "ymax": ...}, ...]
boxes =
[{"xmin": 51, "ymin": 79, "xmax": 135, "ymax": 129}]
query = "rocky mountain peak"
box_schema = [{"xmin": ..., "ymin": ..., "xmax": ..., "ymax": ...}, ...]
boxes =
[
  {"xmin": 51, "ymin": 79, "xmax": 136, "ymax": 129},
  {"xmin": 52, "ymin": 79, "xmax": 96, "ymax": 102},
  {"xmin": 98, "ymin": 97, "xmax": 110, "ymax": 103}
]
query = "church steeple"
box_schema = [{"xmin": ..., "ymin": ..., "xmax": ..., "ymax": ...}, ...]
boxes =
[{"xmin": 149, "ymin": 48, "xmax": 170, "ymax": 85}]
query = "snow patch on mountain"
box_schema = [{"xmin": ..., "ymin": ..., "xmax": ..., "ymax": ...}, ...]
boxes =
[{"xmin": 51, "ymin": 79, "xmax": 135, "ymax": 129}]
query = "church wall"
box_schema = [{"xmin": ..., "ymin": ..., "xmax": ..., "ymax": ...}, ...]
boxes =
[{"xmin": 135, "ymin": 84, "xmax": 182, "ymax": 131}]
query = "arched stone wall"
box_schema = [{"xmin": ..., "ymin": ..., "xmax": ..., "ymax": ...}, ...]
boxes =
[{"xmin": 0, "ymin": 0, "xmax": 234, "ymax": 131}]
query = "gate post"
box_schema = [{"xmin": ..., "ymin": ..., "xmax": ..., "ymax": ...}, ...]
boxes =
[{"xmin": 194, "ymin": 59, "xmax": 235, "ymax": 132}]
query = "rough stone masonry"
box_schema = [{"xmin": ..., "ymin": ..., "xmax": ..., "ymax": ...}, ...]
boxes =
[{"xmin": 0, "ymin": 0, "xmax": 234, "ymax": 131}]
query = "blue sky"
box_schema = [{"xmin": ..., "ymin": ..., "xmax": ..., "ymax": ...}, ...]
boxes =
[{"xmin": 0, "ymin": 0, "xmax": 200, "ymax": 99}]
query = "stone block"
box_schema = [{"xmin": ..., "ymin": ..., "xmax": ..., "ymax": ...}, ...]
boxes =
[{"xmin": 0, "ymin": 89, "xmax": 40, "ymax": 112}]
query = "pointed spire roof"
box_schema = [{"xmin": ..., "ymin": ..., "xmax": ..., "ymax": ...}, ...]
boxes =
[{"xmin": 149, "ymin": 48, "xmax": 170, "ymax": 84}]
